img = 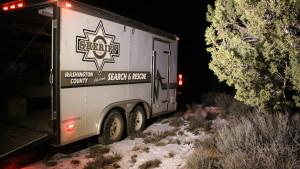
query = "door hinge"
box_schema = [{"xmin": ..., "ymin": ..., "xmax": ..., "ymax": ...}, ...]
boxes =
[
  {"xmin": 53, "ymin": 19, "xmax": 57, "ymax": 28},
  {"xmin": 152, "ymin": 50, "xmax": 156, "ymax": 57}
]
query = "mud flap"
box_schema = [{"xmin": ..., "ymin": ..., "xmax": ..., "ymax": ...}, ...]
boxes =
[{"xmin": 0, "ymin": 124, "xmax": 49, "ymax": 159}]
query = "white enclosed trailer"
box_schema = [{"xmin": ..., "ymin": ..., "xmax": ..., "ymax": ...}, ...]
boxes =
[{"xmin": 0, "ymin": 0, "xmax": 178, "ymax": 157}]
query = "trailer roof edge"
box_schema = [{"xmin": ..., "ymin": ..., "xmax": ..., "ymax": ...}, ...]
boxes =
[{"xmin": 59, "ymin": 0, "xmax": 177, "ymax": 41}]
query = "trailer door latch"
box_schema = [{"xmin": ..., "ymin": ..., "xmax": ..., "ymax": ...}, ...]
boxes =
[
  {"xmin": 49, "ymin": 69, "xmax": 53, "ymax": 85},
  {"xmin": 163, "ymin": 50, "xmax": 171, "ymax": 55}
]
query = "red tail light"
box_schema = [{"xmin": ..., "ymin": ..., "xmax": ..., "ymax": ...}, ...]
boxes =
[{"xmin": 178, "ymin": 74, "xmax": 183, "ymax": 86}]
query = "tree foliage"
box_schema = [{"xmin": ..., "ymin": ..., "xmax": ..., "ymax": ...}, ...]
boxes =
[{"xmin": 205, "ymin": 0, "xmax": 300, "ymax": 111}]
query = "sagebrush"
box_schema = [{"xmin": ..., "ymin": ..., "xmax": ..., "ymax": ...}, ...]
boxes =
[{"xmin": 188, "ymin": 109, "xmax": 300, "ymax": 169}]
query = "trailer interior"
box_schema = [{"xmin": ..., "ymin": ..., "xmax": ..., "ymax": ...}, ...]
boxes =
[{"xmin": 0, "ymin": 3, "xmax": 54, "ymax": 158}]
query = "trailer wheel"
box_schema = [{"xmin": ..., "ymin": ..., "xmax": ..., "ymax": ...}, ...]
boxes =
[
  {"xmin": 98, "ymin": 110, "xmax": 124, "ymax": 145},
  {"xmin": 129, "ymin": 106, "xmax": 146, "ymax": 134}
]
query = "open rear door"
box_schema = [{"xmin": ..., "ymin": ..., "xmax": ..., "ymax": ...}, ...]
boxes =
[
  {"xmin": 0, "ymin": 0, "xmax": 57, "ymax": 158},
  {"xmin": 0, "ymin": 124, "xmax": 49, "ymax": 158}
]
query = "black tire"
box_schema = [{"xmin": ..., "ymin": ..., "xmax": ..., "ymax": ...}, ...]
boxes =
[
  {"xmin": 98, "ymin": 110, "xmax": 125, "ymax": 145},
  {"xmin": 129, "ymin": 106, "xmax": 146, "ymax": 134}
]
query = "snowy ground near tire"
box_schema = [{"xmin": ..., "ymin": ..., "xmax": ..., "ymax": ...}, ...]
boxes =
[{"xmin": 22, "ymin": 113, "xmax": 227, "ymax": 169}]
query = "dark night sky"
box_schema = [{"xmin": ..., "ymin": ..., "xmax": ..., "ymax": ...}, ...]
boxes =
[{"xmin": 82, "ymin": 0, "xmax": 226, "ymax": 102}]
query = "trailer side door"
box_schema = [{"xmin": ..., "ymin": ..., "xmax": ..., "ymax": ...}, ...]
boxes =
[{"xmin": 152, "ymin": 39, "xmax": 170, "ymax": 114}]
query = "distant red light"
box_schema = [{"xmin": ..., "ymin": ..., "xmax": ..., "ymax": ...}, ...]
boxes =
[
  {"xmin": 65, "ymin": 2, "xmax": 72, "ymax": 8},
  {"xmin": 2, "ymin": 1, "xmax": 25, "ymax": 11},
  {"xmin": 17, "ymin": 3, "xmax": 23, "ymax": 7}
]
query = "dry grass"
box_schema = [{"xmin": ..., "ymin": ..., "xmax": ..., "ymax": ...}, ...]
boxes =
[
  {"xmin": 131, "ymin": 146, "xmax": 140, "ymax": 151},
  {"xmin": 216, "ymin": 111, "xmax": 300, "ymax": 169},
  {"xmin": 99, "ymin": 147, "xmax": 110, "ymax": 154},
  {"xmin": 142, "ymin": 147, "xmax": 150, "ymax": 153},
  {"xmin": 130, "ymin": 154, "xmax": 137, "ymax": 164},
  {"xmin": 45, "ymin": 160, "xmax": 57, "ymax": 167},
  {"xmin": 194, "ymin": 137, "xmax": 216, "ymax": 150},
  {"xmin": 213, "ymin": 93, "xmax": 233, "ymax": 118},
  {"xmin": 84, "ymin": 153, "xmax": 122, "ymax": 169},
  {"xmin": 186, "ymin": 114, "xmax": 207, "ymax": 132},
  {"xmin": 177, "ymin": 130, "xmax": 184, "ymax": 136},
  {"xmin": 155, "ymin": 129, "xmax": 177, "ymax": 137},
  {"xmin": 168, "ymin": 138, "xmax": 181, "ymax": 145},
  {"xmin": 139, "ymin": 159, "xmax": 161, "ymax": 169},
  {"xmin": 188, "ymin": 108, "xmax": 300, "ymax": 169},
  {"xmin": 168, "ymin": 117, "xmax": 185, "ymax": 127},
  {"xmin": 155, "ymin": 141, "xmax": 166, "ymax": 146},
  {"xmin": 129, "ymin": 131, "xmax": 151, "ymax": 140},
  {"xmin": 184, "ymin": 141, "xmax": 192, "ymax": 145},
  {"xmin": 86, "ymin": 146, "xmax": 110, "ymax": 158},
  {"xmin": 84, "ymin": 145, "xmax": 122, "ymax": 169},
  {"xmin": 166, "ymin": 152, "xmax": 175, "ymax": 158},
  {"xmin": 184, "ymin": 102, "xmax": 222, "ymax": 132},
  {"xmin": 227, "ymin": 99, "xmax": 253, "ymax": 118},
  {"xmin": 212, "ymin": 92, "xmax": 253, "ymax": 119},
  {"xmin": 143, "ymin": 136, "xmax": 156, "ymax": 144},
  {"xmin": 132, "ymin": 146, "xmax": 149, "ymax": 153},
  {"xmin": 187, "ymin": 145, "xmax": 221, "ymax": 169},
  {"xmin": 70, "ymin": 159, "xmax": 80, "ymax": 165},
  {"xmin": 188, "ymin": 93, "xmax": 299, "ymax": 169},
  {"xmin": 187, "ymin": 135, "xmax": 220, "ymax": 169},
  {"xmin": 143, "ymin": 129, "xmax": 178, "ymax": 144}
]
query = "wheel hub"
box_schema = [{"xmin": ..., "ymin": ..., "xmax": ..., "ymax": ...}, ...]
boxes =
[
  {"xmin": 108, "ymin": 118, "xmax": 120, "ymax": 139},
  {"xmin": 134, "ymin": 111, "xmax": 143, "ymax": 130}
]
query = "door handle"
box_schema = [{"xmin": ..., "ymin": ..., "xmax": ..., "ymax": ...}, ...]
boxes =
[
  {"xmin": 155, "ymin": 70, "xmax": 165, "ymax": 80},
  {"xmin": 155, "ymin": 75, "xmax": 165, "ymax": 80}
]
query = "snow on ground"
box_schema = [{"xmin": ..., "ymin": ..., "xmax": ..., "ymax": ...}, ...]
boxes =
[{"xmin": 22, "ymin": 112, "xmax": 226, "ymax": 169}]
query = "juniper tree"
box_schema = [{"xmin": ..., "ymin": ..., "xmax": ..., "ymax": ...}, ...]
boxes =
[{"xmin": 205, "ymin": 0, "xmax": 300, "ymax": 111}]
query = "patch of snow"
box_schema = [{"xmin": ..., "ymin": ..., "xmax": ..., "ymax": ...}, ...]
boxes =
[{"xmin": 22, "ymin": 114, "xmax": 225, "ymax": 169}]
